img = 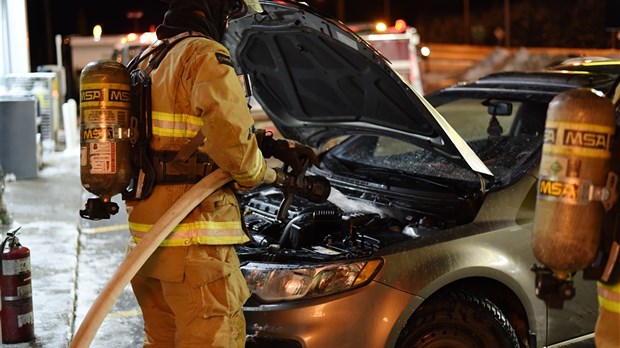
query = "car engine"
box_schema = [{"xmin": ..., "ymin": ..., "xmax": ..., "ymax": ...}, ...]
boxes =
[{"xmin": 236, "ymin": 187, "xmax": 415, "ymax": 262}]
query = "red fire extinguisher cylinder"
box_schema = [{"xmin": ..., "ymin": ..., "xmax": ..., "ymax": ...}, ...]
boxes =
[{"xmin": 1, "ymin": 228, "xmax": 35, "ymax": 343}]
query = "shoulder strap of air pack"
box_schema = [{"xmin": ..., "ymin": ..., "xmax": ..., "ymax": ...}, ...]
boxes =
[{"xmin": 127, "ymin": 31, "xmax": 207, "ymax": 75}]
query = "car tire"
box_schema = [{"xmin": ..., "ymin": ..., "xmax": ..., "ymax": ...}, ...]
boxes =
[{"xmin": 395, "ymin": 289, "xmax": 520, "ymax": 348}]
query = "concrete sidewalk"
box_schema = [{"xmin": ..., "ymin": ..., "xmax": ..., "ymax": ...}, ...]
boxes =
[{"xmin": 2, "ymin": 149, "xmax": 143, "ymax": 347}]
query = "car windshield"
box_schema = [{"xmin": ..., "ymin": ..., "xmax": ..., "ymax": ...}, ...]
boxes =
[{"xmin": 324, "ymin": 98, "xmax": 546, "ymax": 190}]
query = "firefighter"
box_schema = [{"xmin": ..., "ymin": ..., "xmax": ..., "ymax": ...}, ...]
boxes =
[
  {"xmin": 595, "ymin": 85, "xmax": 620, "ymax": 348},
  {"xmin": 532, "ymin": 87, "xmax": 620, "ymax": 346},
  {"xmin": 593, "ymin": 168, "xmax": 620, "ymax": 347},
  {"xmin": 126, "ymin": 0, "xmax": 317, "ymax": 346},
  {"xmin": 592, "ymin": 192, "xmax": 620, "ymax": 348},
  {"xmin": 595, "ymin": 282, "xmax": 620, "ymax": 347}
]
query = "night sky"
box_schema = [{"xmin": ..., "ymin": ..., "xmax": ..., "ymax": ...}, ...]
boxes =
[
  {"xmin": 26, "ymin": 0, "xmax": 166, "ymax": 69},
  {"xmin": 32, "ymin": 0, "xmax": 424, "ymax": 37},
  {"xmin": 26, "ymin": 0, "xmax": 466, "ymax": 65},
  {"xmin": 26, "ymin": 0, "xmax": 617, "ymax": 70}
]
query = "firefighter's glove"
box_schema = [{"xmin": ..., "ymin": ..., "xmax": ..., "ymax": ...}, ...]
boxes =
[{"xmin": 256, "ymin": 129, "xmax": 319, "ymax": 175}]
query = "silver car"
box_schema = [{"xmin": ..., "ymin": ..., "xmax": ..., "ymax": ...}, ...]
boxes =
[{"xmin": 224, "ymin": 1, "xmax": 609, "ymax": 347}]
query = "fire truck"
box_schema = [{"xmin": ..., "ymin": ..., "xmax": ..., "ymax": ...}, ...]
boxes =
[
  {"xmin": 63, "ymin": 20, "xmax": 425, "ymax": 141},
  {"xmin": 107, "ymin": 20, "xmax": 426, "ymax": 94},
  {"xmin": 65, "ymin": 18, "xmax": 424, "ymax": 100},
  {"xmin": 350, "ymin": 19, "xmax": 425, "ymax": 93},
  {"xmin": 111, "ymin": 32, "xmax": 158, "ymax": 65}
]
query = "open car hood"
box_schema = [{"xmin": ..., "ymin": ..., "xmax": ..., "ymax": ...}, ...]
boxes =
[{"xmin": 223, "ymin": 0, "xmax": 492, "ymax": 177}]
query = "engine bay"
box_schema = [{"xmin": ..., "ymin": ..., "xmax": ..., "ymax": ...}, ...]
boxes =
[{"xmin": 237, "ymin": 187, "xmax": 432, "ymax": 262}]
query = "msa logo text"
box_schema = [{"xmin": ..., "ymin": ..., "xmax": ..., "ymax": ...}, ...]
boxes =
[
  {"xmin": 82, "ymin": 127, "xmax": 114, "ymax": 140},
  {"xmin": 563, "ymin": 129, "xmax": 610, "ymax": 150},
  {"xmin": 109, "ymin": 89, "xmax": 130, "ymax": 103},
  {"xmin": 81, "ymin": 89, "xmax": 102, "ymax": 102},
  {"xmin": 543, "ymin": 128, "xmax": 557, "ymax": 144},
  {"xmin": 538, "ymin": 179, "xmax": 578, "ymax": 199}
]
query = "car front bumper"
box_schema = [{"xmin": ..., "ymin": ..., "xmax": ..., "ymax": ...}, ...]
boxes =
[{"xmin": 244, "ymin": 279, "xmax": 417, "ymax": 348}]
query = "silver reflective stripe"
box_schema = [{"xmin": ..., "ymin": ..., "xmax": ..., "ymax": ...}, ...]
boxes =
[{"xmin": 2, "ymin": 295, "xmax": 32, "ymax": 301}]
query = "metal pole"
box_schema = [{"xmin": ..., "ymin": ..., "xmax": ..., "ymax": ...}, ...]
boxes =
[{"xmin": 44, "ymin": 0, "xmax": 54, "ymax": 64}]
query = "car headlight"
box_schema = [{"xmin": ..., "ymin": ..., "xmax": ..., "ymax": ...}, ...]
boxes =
[{"xmin": 241, "ymin": 259, "xmax": 383, "ymax": 302}]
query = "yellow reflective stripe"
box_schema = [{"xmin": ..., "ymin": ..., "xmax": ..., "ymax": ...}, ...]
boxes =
[
  {"xmin": 129, "ymin": 221, "xmax": 244, "ymax": 245},
  {"xmin": 599, "ymin": 296, "xmax": 620, "ymax": 313},
  {"xmin": 232, "ymin": 152, "xmax": 266, "ymax": 186},
  {"xmin": 129, "ymin": 220, "xmax": 241, "ymax": 233},
  {"xmin": 129, "ymin": 218, "xmax": 248, "ymax": 247},
  {"xmin": 152, "ymin": 111, "xmax": 203, "ymax": 126},
  {"xmin": 598, "ymin": 282, "xmax": 620, "ymax": 314},
  {"xmin": 153, "ymin": 126, "xmax": 198, "ymax": 138},
  {"xmin": 131, "ymin": 234, "xmax": 249, "ymax": 247},
  {"xmin": 152, "ymin": 111, "xmax": 204, "ymax": 138}
]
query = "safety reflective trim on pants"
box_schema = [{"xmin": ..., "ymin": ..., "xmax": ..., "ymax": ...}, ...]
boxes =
[
  {"xmin": 131, "ymin": 234, "xmax": 249, "ymax": 247},
  {"xmin": 151, "ymin": 111, "xmax": 203, "ymax": 138},
  {"xmin": 232, "ymin": 153, "xmax": 266, "ymax": 187},
  {"xmin": 598, "ymin": 282, "xmax": 620, "ymax": 314}
]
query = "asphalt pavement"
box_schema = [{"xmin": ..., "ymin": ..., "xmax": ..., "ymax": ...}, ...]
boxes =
[{"xmin": 2, "ymin": 148, "xmax": 143, "ymax": 347}]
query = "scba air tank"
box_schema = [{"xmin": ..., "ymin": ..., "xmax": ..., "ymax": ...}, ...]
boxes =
[
  {"xmin": 532, "ymin": 88, "xmax": 616, "ymax": 277},
  {"xmin": 79, "ymin": 59, "xmax": 133, "ymax": 203}
]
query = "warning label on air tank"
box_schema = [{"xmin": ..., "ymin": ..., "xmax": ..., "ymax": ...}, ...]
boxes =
[
  {"xmin": 88, "ymin": 142, "xmax": 117, "ymax": 174},
  {"xmin": 82, "ymin": 109, "xmax": 129, "ymax": 125},
  {"xmin": 537, "ymin": 175, "xmax": 591, "ymax": 205}
]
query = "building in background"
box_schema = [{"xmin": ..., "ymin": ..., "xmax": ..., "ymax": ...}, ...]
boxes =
[{"xmin": 0, "ymin": 0, "xmax": 30, "ymax": 84}]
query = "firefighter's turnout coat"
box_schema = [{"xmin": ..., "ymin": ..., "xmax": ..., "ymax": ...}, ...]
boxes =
[{"xmin": 126, "ymin": 36, "xmax": 266, "ymax": 282}]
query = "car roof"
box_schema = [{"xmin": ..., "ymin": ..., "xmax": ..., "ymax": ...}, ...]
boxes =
[
  {"xmin": 426, "ymin": 70, "xmax": 619, "ymax": 106},
  {"xmin": 546, "ymin": 58, "xmax": 620, "ymax": 75}
]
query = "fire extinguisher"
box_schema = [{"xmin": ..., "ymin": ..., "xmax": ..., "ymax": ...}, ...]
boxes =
[
  {"xmin": 79, "ymin": 59, "xmax": 133, "ymax": 220},
  {"xmin": 533, "ymin": 88, "xmax": 617, "ymax": 278},
  {"xmin": 0, "ymin": 226, "xmax": 35, "ymax": 343}
]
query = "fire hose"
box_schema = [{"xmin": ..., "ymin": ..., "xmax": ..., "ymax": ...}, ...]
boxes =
[
  {"xmin": 70, "ymin": 169, "xmax": 233, "ymax": 347},
  {"xmin": 70, "ymin": 164, "xmax": 329, "ymax": 346}
]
